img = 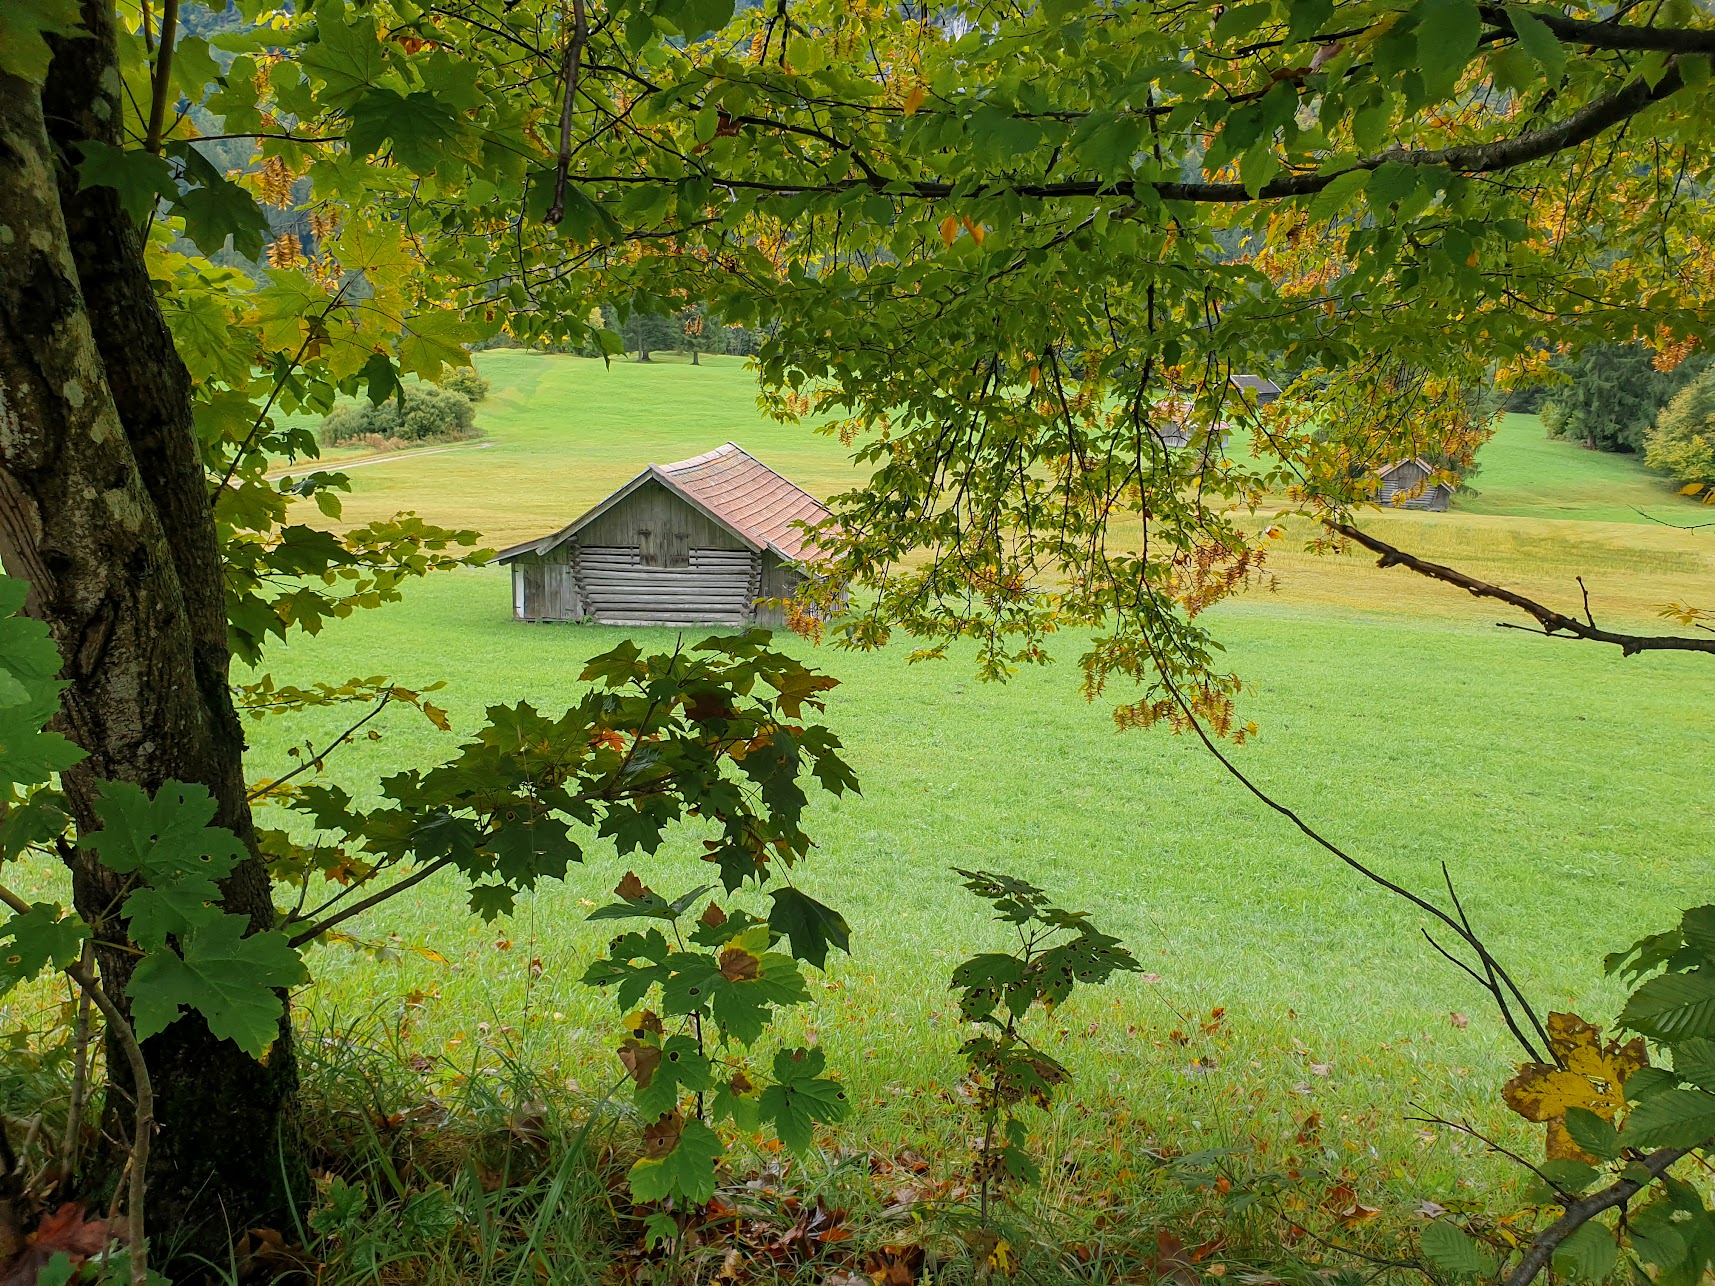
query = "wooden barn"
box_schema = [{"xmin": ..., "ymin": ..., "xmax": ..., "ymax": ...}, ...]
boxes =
[
  {"xmin": 496, "ymin": 443, "xmax": 833, "ymax": 626},
  {"xmin": 1231, "ymin": 374, "xmax": 1282, "ymax": 406},
  {"xmin": 1374, "ymin": 457, "xmax": 1455, "ymax": 512}
]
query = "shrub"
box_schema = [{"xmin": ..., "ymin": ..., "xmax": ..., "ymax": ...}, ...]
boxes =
[
  {"xmin": 437, "ymin": 366, "xmax": 491, "ymax": 402},
  {"xmin": 320, "ymin": 384, "xmax": 478, "ymax": 447},
  {"xmin": 1645, "ymin": 367, "xmax": 1715, "ymax": 490}
]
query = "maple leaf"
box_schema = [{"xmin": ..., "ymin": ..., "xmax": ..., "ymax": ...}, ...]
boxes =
[
  {"xmin": 719, "ymin": 946, "xmax": 762, "ymax": 982},
  {"xmin": 641, "ymin": 1111, "xmax": 684, "ymax": 1160},
  {"xmin": 126, "ymin": 915, "xmax": 308, "ymax": 1057},
  {"xmin": 1502, "ymin": 1011, "xmax": 1648, "ymax": 1160},
  {"xmin": 616, "ymin": 872, "xmax": 651, "ymax": 900},
  {"xmin": 618, "ymin": 1037, "xmax": 662, "ymax": 1089},
  {"xmin": 629, "ymin": 1116, "xmax": 723, "ymax": 1205}
]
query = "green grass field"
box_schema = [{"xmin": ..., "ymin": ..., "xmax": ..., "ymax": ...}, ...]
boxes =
[{"xmin": 113, "ymin": 351, "xmax": 1703, "ymax": 1224}]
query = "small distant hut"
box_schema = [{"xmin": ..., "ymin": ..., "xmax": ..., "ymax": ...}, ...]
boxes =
[
  {"xmin": 1231, "ymin": 374, "xmax": 1282, "ymax": 406},
  {"xmin": 1374, "ymin": 457, "xmax": 1455, "ymax": 512},
  {"xmin": 496, "ymin": 443, "xmax": 833, "ymax": 626}
]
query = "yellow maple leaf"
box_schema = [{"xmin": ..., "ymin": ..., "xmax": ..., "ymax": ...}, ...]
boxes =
[
  {"xmin": 903, "ymin": 83, "xmax": 926, "ymax": 115},
  {"xmin": 1501, "ymin": 1012, "xmax": 1647, "ymax": 1161},
  {"xmin": 940, "ymin": 214, "xmax": 960, "ymax": 246}
]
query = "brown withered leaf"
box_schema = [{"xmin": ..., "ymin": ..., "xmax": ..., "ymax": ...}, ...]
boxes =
[
  {"xmin": 719, "ymin": 947, "xmax": 761, "ymax": 982},
  {"xmin": 616, "ymin": 872, "xmax": 652, "ymax": 901},
  {"xmin": 1502, "ymin": 1011, "xmax": 1647, "ymax": 1160},
  {"xmin": 700, "ymin": 902, "xmax": 729, "ymax": 929},
  {"xmin": 1149, "ymin": 1231, "xmax": 1198, "ymax": 1286},
  {"xmin": 685, "ymin": 691, "xmax": 737, "ymax": 722},
  {"xmin": 863, "ymin": 1243, "xmax": 924, "ymax": 1286},
  {"xmin": 0, "ymin": 1203, "xmax": 117, "ymax": 1286},
  {"xmin": 642, "ymin": 1112, "xmax": 683, "ymax": 1159},
  {"xmin": 234, "ymin": 1226, "xmax": 315, "ymax": 1283},
  {"xmin": 619, "ymin": 1038, "xmax": 662, "ymax": 1089},
  {"xmin": 729, "ymin": 1070, "xmax": 755, "ymax": 1096}
]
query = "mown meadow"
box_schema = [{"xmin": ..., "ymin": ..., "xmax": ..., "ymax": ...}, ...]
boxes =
[
  {"xmin": 11, "ymin": 350, "xmax": 1708, "ymax": 1276},
  {"xmin": 279, "ymin": 357, "xmax": 1709, "ymax": 1177}
]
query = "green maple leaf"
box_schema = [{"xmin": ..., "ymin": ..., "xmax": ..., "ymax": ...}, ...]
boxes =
[
  {"xmin": 347, "ymin": 88, "xmax": 461, "ymax": 174},
  {"xmin": 0, "ymin": 902, "xmax": 86, "ymax": 997},
  {"xmin": 123, "ymin": 882, "xmax": 226, "ymax": 952},
  {"xmin": 579, "ymin": 640, "xmax": 644, "ymax": 686},
  {"xmin": 0, "ymin": 707, "xmax": 84, "ymax": 790},
  {"xmin": 633, "ymin": 1034, "xmax": 712, "ymax": 1117},
  {"xmin": 0, "ymin": 790, "xmax": 70, "ymax": 861},
  {"xmin": 75, "ymin": 142, "xmax": 175, "ymax": 223},
  {"xmin": 398, "ymin": 312, "xmax": 480, "ymax": 382},
  {"xmin": 86, "ymin": 779, "xmax": 247, "ymax": 885},
  {"xmin": 757, "ymin": 1046, "xmax": 847, "ymax": 1153},
  {"xmin": 127, "ymin": 915, "xmax": 307, "ymax": 1058},
  {"xmin": 627, "ymin": 1116, "xmax": 723, "ymax": 1205},
  {"xmin": 467, "ymin": 882, "xmax": 516, "ymax": 921},
  {"xmin": 0, "ymin": 0, "xmax": 85, "ymax": 83},
  {"xmin": 301, "ymin": 12, "xmax": 385, "ymax": 106},
  {"xmin": 171, "ymin": 145, "xmax": 269, "ymax": 260},
  {"xmin": 767, "ymin": 886, "xmax": 850, "ymax": 969}
]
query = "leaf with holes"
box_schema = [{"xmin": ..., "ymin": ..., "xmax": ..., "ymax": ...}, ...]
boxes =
[{"xmin": 0, "ymin": 903, "xmax": 86, "ymax": 996}]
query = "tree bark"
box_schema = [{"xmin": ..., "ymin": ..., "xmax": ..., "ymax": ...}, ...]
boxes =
[{"xmin": 0, "ymin": 19, "xmax": 303, "ymax": 1261}]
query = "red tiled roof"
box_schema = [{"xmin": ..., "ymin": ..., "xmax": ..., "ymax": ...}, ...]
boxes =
[
  {"xmin": 655, "ymin": 443, "xmax": 832, "ymax": 562},
  {"xmin": 494, "ymin": 442, "xmax": 835, "ymax": 565}
]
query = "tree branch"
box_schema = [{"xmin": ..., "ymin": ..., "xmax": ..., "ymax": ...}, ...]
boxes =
[
  {"xmin": 1502, "ymin": 1144, "xmax": 1697, "ymax": 1286},
  {"xmin": 545, "ymin": 0, "xmax": 589, "ymax": 226},
  {"xmin": 143, "ymin": 0, "xmax": 179, "ymax": 154},
  {"xmin": 246, "ymin": 693, "xmax": 393, "ymax": 802},
  {"xmin": 285, "ymin": 854, "xmax": 458, "ymax": 948},
  {"xmin": 1329, "ymin": 521, "xmax": 1715, "ymax": 656},
  {"xmin": 587, "ymin": 57, "xmax": 1687, "ymax": 205},
  {"xmin": 1480, "ymin": 4, "xmax": 1715, "ymax": 56}
]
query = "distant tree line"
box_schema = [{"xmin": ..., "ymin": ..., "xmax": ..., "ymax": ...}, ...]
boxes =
[
  {"xmin": 1506, "ymin": 342, "xmax": 1715, "ymax": 492},
  {"xmin": 477, "ymin": 304, "xmax": 774, "ymax": 362}
]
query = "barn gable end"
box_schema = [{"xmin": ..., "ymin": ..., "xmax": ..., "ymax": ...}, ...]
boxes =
[{"xmin": 1375, "ymin": 457, "xmax": 1455, "ymax": 512}]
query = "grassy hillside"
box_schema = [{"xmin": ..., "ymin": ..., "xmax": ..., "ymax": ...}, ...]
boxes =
[
  {"xmin": 1462, "ymin": 412, "xmax": 1698, "ymax": 524},
  {"xmin": 314, "ymin": 353, "xmax": 1715, "ymax": 628}
]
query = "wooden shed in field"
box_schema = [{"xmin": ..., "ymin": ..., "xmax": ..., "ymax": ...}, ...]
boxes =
[
  {"xmin": 1231, "ymin": 374, "xmax": 1282, "ymax": 406},
  {"xmin": 495, "ymin": 443, "xmax": 833, "ymax": 627},
  {"xmin": 1374, "ymin": 457, "xmax": 1455, "ymax": 512}
]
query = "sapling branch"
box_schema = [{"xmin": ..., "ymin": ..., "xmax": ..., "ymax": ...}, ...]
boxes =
[
  {"xmin": 57, "ymin": 939, "xmax": 97, "ymax": 1195},
  {"xmin": 1501, "ymin": 1144, "xmax": 1701, "ymax": 1286},
  {"xmin": 143, "ymin": 0, "xmax": 179, "ymax": 154}
]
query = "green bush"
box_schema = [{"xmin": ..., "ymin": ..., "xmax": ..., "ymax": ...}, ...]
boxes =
[
  {"xmin": 1645, "ymin": 368, "xmax": 1715, "ymax": 488},
  {"xmin": 437, "ymin": 366, "xmax": 491, "ymax": 403},
  {"xmin": 320, "ymin": 384, "xmax": 478, "ymax": 447}
]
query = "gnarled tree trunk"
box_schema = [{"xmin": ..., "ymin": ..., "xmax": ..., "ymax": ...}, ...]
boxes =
[{"xmin": 0, "ymin": 5, "xmax": 302, "ymax": 1261}]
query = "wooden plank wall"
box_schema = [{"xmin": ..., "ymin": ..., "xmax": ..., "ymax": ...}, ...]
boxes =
[{"xmin": 574, "ymin": 546, "xmax": 758, "ymax": 625}]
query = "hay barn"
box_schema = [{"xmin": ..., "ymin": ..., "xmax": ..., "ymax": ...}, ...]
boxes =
[
  {"xmin": 496, "ymin": 443, "xmax": 832, "ymax": 626},
  {"xmin": 1231, "ymin": 374, "xmax": 1283, "ymax": 406},
  {"xmin": 1375, "ymin": 457, "xmax": 1455, "ymax": 512}
]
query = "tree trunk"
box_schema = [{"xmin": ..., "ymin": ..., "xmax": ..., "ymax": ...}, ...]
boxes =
[
  {"xmin": 0, "ymin": 16, "xmax": 303, "ymax": 1263},
  {"xmin": 637, "ymin": 346, "xmax": 653, "ymax": 362},
  {"xmin": 690, "ymin": 349, "xmax": 700, "ymax": 365}
]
